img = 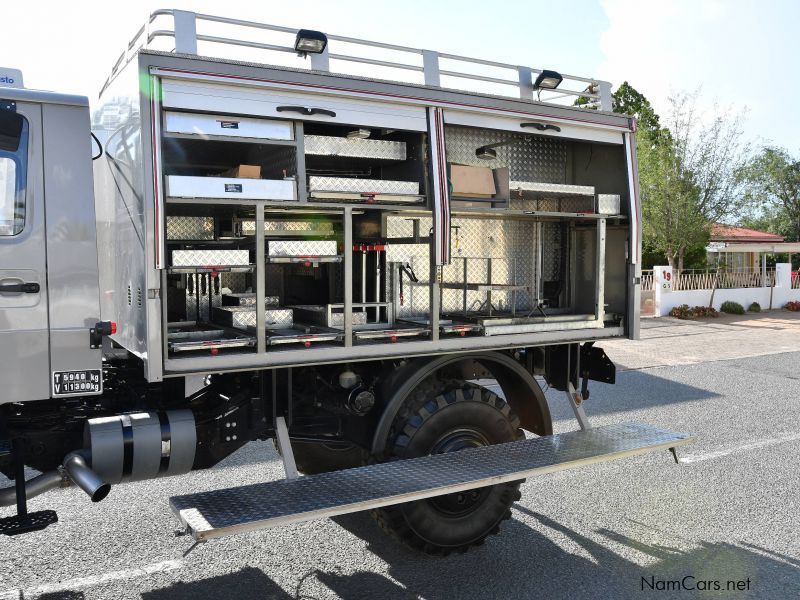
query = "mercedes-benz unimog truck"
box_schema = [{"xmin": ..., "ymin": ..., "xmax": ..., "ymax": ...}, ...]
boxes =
[{"xmin": 0, "ymin": 10, "xmax": 691, "ymax": 553}]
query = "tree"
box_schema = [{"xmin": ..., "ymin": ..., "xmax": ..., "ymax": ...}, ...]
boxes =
[
  {"xmin": 611, "ymin": 81, "xmax": 664, "ymax": 141},
  {"xmin": 636, "ymin": 91, "xmax": 749, "ymax": 270},
  {"xmin": 739, "ymin": 147, "xmax": 800, "ymax": 242},
  {"xmin": 637, "ymin": 125, "xmax": 708, "ymax": 271}
]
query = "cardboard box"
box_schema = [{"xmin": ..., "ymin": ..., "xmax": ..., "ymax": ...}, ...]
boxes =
[
  {"xmin": 220, "ymin": 164, "xmax": 261, "ymax": 179},
  {"xmin": 450, "ymin": 164, "xmax": 497, "ymax": 198}
]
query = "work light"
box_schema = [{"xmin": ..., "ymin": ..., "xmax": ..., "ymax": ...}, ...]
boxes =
[
  {"xmin": 533, "ymin": 69, "xmax": 563, "ymax": 90},
  {"xmin": 295, "ymin": 30, "xmax": 328, "ymax": 54}
]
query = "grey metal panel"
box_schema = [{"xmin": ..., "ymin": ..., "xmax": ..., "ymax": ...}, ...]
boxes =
[
  {"xmin": 171, "ymin": 249, "xmax": 249, "ymax": 267},
  {"xmin": 139, "ymin": 51, "xmax": 632, "ymax": 130},
  {"xmin": 0, "ymin": 87, "xmax": 89, "ymax": 108},
  {"xmin": 444, "ymin": 124, "xmax": 567, "ymax": 184},
  {"xmin": 92, "ymin": 59, "xmax": 150, "ymax": 369},
  {"xmin": 166, "ymin": 216, "xmax": 214, "ymax": 240},
  {"xmin": 42, "ymin": 102, "xmax": 103, "ymax": 385},
  {"xmin": 267, "ymin": 240, "xmax": 338, "ymax": 257},
  {"xmin": 0, "ymin": 101, "xmax": 50, "ymax": 403},
  {"xmin": 170, "ymin": 422, "xmax": 693, "ymax": 540}
]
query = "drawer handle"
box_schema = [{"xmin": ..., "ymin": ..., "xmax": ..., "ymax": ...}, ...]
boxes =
[
  {"xmin": 276, "ymin": 105, "xmax": 336, "ymax": 118},
  {"xmin": 520, "ymin": 122, "xmax": 561, "ymax": 132}
]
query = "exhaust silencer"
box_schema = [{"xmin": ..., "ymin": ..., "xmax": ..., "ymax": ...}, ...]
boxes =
[
  {"xmin": 63, "ymin": 452, "xmax": 110, "ymax": 503},
  {"xmin": 83, "ymin": 410, "xmax": 196, "ymax": 484}
]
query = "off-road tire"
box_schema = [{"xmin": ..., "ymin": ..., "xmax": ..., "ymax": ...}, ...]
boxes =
[{"xmin": 372, "ymin": 379, "xmax": 523, "ymax": 555}]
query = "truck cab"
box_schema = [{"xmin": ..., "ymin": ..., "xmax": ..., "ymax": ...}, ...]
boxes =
[{"xmin": 0, "ymin": 77, "xmax": 103, "ymax": 405}]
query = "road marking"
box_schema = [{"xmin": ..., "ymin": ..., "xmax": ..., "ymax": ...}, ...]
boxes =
[
  {"xmin": 0, "ymin": 558, "xmax": 184, "ymax": 599},
  {"xmin": 679, "ymin": 432, "xmax": 800, "ymax": 464}
]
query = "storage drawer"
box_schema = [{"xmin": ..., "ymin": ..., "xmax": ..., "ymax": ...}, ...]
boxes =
[
  {"xmin": 172, "ymin": 249, "xmax": 250, "ymax": 267},
  {"xmin": 164, "ymin": 111, "xmax": 294, "ymax": 141},
  {"xmin": 161, "ymin": 79, "xmax": 428, "ymax": 132},
  {"xmin": 166, "ymin": 176, "xmax": 296, "ymax": 201},
  {"xmin": 213, "ymin": 306, "xmax": 294, "ymax": 331}
]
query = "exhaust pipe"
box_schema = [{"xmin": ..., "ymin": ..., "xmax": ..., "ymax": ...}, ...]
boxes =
[
  {"xmin": 0, "ymin": 470, "xmax": 64, "ymax": 507},
  {"xmin": 63, "ymin": 452, "xmax": 111, "ymax": 503}
]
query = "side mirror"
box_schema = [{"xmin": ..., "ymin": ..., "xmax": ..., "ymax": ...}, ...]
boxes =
[{"xmin": 0, "ymin": 109, "xmax": 23, "ymax": 152}]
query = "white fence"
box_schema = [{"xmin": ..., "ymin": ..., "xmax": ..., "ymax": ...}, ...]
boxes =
[{"xmin": 650, "ymin": 264, "xmax": 800, "ymax": 317}]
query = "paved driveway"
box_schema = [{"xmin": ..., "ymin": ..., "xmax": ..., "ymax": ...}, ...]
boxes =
[{"xmin": 1, "ymin": 314, "xmax": 799, "ymax": 599}]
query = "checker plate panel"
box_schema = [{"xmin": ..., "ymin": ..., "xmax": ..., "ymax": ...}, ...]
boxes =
[{"xmin": 170, "ymin": 422, "xmax": 692, "ymax": 541}]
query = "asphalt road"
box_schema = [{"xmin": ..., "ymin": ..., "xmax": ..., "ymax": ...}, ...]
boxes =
[{"xmin": 1, "ymin": 321, "xmax": 799, "ymax": 598}]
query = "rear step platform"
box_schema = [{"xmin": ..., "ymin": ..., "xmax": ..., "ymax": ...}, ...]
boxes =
[{"xmin": 170, "ymin": 422, "xmax": 692, "ymax": 541}]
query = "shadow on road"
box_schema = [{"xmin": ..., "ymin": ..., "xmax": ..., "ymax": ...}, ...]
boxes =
[
  {"xmin": 138, "ymin": 506, "xmax": 798, "ymax": 599},
  {"xmin": 543, "ymin": 368, "xmax": 721, "ymax": 419},
  {"xmin": 141, "ymin": 566, "xmax": 291, "ymax": 600}
]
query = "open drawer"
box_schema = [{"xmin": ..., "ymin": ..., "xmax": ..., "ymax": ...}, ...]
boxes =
[
  {"xmin": 164, "ymin": 111, "xmax": 294, "ymax": 141},
  {"xmin": 167, "ymin": 325, "xmax": 256, "ymax": 353},
  {"xmin": 166, "ymin": 175, "xmax": 296, "ymax": 201}
]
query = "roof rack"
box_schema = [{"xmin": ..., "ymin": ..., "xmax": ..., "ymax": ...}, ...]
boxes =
[{"xmin": 102, "ymin": 9, "xmax": 612, "ymax": 111}]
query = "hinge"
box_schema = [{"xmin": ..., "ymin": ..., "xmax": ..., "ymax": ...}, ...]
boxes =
[{"xmin": 148, "ymin": 288, "xmax": 161, "ymax": 299}]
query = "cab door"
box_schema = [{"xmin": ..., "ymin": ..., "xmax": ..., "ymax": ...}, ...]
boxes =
[{"xmin": 0, "ymin": 101, "xmax": 49, "ymax": 403}]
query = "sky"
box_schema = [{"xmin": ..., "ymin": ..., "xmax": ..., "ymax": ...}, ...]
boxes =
[{"xmin": 1, "ymin": 0, "xmax": 798, "ymax": 151}]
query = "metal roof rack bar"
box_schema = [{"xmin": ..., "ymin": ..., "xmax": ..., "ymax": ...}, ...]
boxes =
[{"xmin": 101, "ymin": 9, "xmax": 612, "ymax": 110}]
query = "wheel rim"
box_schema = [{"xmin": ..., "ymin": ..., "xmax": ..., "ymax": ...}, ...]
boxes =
[{"xmin": 426, "ymin": 428, "xmax": 491, "ymax": 516}]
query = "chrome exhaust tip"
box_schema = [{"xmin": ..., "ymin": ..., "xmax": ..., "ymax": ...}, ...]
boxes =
[{"xmin": 63, "ymin": 452, "xmax": 111, "ymax": 503}]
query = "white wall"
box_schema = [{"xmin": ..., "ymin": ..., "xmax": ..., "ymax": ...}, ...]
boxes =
[{"xmin": 654, "ymin": 264, "xmax": 800, "ymax": 316}]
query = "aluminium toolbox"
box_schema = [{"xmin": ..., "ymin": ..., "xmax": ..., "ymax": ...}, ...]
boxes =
[
  {"xmin": 213, "ymin": 306, "xmax": 294, "ymax": 331},
  {"xmin": 222, "ymin": 293, "xmax": 280, "ymax": 307}
]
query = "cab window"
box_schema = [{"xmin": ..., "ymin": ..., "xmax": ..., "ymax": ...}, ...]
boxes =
[{"xmin": 0, "ymin": 110, "xmax": 28, "ymax": 236}]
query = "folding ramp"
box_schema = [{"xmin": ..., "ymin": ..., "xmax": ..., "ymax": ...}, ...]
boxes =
[{"xmin": 170, "ymin": 422, "xmax": 692, "ymax": 542}]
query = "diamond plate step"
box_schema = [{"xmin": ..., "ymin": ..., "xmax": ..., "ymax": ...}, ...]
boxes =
[
  {"xmin": 0, "ymin": 510, "xmax": 59, "ymax": 536},
  {"xmin": 170, "ymin": 422, "xmax": 692, "ymax": 541}
]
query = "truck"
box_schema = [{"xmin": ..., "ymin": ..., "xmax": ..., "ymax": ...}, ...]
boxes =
[{"xmin": 0, "ymin": 10, "xmax": 692, "ymax": 553}]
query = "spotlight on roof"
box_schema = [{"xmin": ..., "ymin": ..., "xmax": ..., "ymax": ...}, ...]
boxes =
[
  {"xmin": 533, "ymin": 69, "xmax": 563, "ymax": 91},
  {"xmin": 295, "ymin": 29, "xmax": 328, "ymax": 55}
]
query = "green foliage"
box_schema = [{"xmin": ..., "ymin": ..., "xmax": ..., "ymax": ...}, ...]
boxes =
[
  {"xmin": 720, "ymin": 301, "xmax": 745, "ymax": 314},
  {"xmin": 748, "ymin": 302, "xmax": 761, "ymax": 313},
  {"xmin": 612, "ymin": 85, "xmax": 749, "ymax": 270},
  {"xmin": 739, "ymin": 147, "xmax": 800, "ymax": 242},
  {"xmin": 668, "ymin": 304, "xmax": 719, "ymax": 320},
  {"xmin": 612, "ymin": 82, "xmax": 666, "ymax": 143}
]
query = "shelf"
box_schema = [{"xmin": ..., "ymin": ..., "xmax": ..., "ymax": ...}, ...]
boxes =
[
  {"xmin": 309, "ymin": 192, "xmax": 425, "ymax": 204},
  {"xmin": 438, "ymin": 282, "xmax": 531, "ymax": 292},
  {"xmin": 511, "ymin": 181, "xmax": 595, "ymax": 196},
  {"xmin": 267, "ymin": 256, "xmax": 342, "ymax": 264},
  {"xmin": 449, "ymin": 207, "xmax": 619, "ymax": 220},
  {"xmin": 167, "ymin": 265, "xmax": 254, "ymax": 274}
]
